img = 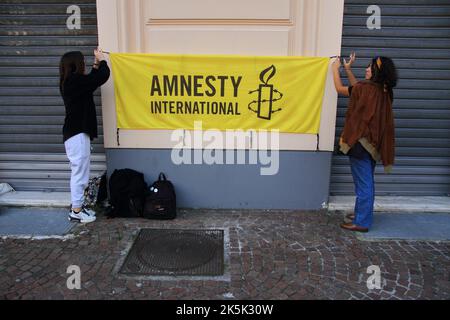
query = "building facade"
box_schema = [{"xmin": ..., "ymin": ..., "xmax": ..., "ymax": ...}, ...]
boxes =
[{"xmin": 1, "ymin": 0, "xmax": 449, "ymax": 208}]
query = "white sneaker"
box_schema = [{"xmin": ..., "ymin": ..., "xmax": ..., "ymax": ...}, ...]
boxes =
[
  {"xmin": 82, "ymin": 206, "xmax": 96, "ymax": 217},
  {"xmin": 69, "ymin": 208, "xmax": 96, "ymax": 223},
  {"xmin": 69, "ymin": 204, "xmax": 96, "ymax": 216}
]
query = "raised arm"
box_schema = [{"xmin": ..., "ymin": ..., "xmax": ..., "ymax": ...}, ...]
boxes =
[
  {"xmin": 92, "ymin": 47, "xmax": 105, "ymax": 70},
  {"xmin": 344, "ymin": 52, "xmax": 358, "ymax": 86},
  {"xmin": 332, "ymin": 58, "xmax": 350, "ymax": 97},
  {"xmin": 64, "ymin": 47, "xmax": 110, "ymax": 96}
]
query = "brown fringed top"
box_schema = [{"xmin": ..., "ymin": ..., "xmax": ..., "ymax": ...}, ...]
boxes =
[{"xmin": 339, "ymin": 80, "xmax": 395, "ymax": 173}]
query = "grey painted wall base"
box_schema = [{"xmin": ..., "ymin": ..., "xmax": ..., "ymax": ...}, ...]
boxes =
[{"xmin": 106, "ymin": 149, "xmax": 332, "ymax": 210}]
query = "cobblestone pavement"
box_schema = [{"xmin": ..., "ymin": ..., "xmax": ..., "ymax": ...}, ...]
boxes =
[{"xmin": 0, "ymin": 210, "xmax": 449, "ymax": 300}]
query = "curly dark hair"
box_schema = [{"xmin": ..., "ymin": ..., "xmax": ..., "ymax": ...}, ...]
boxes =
[{"xmin": 370, "ymin": 56, "xmax": 398, "ymax": 100}]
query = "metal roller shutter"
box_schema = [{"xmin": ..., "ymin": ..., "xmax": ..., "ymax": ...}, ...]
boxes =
[
  {"xmin": 331, "ymin": 0, "xmax": 450, "ymax": 196},
  {"xmin": 0, "ymin": 0, "xmax": 106, "ymax": 192}
]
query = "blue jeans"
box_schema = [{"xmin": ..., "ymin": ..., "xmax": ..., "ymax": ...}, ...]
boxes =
[{"xmin": 349, "ymin": 151, "xmax": 376, "ymax": 229}]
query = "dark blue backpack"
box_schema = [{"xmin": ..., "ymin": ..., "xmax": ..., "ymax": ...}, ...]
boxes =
[{"xmin": 143, "ymin": 173, "xmax": 176, "ymax": 220}]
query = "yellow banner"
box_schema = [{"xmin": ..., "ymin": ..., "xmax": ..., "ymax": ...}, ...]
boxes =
[{"xmin": 110, "ymin": 53, "xmax": 329, "ymax": 134}]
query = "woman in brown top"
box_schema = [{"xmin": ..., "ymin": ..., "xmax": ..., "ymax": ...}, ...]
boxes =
[{"xmin": 332, "ymin": 53, "xmax": 398, "ymax": 232}]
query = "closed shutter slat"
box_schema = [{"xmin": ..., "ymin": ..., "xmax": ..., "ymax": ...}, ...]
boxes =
[
  {"xmin": 331, "ymin": 0, "xmax": 450, "ymax": 196},
  {"xmin": 0, "ymin": 1, "xmax": 105, "ymax": 192}
]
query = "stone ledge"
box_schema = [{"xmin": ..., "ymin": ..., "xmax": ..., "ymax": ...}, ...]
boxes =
[
  {"xmin": 0, "ymin": 192, "xmax": 449, "ymax": 213},
  {"xmin": 328, "ymin": 196, "xmax": 450, "ymax": 213},
  {"xmin": 0, "ymin": 191, "xmax": 70, "ymax": 208}
]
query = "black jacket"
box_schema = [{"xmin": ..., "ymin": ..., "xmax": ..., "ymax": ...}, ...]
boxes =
[{"xmin": 61, "ymin": 60, "xmax": 110, "ymax": 142}]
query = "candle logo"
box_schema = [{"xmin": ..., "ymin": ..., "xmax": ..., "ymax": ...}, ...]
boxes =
[{"xmin": 248, "ymin": 65, "xmax": 283, "ymax": 120}]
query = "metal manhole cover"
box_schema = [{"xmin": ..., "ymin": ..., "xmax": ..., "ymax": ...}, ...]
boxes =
[{"xmin": 119, "ymin": 229, "xmax": 224, "ymax": 276}]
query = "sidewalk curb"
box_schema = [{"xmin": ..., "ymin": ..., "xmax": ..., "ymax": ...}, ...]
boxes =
[
  {"xmin": 327, "ymin": 196, "xmax": 450, "ymax": 213},
  {"xmin": 0, "ymin": 191, "xmax": 70, "ymax": 208},
  {"xmin": 1, "ymin": 192, "xmax": 449, "ymax": 213}
]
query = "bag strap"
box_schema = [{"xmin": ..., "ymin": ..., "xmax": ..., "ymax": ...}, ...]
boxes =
[{"xmin": 158, "ymin": 172, "xmax": 167, "ymax": 181}]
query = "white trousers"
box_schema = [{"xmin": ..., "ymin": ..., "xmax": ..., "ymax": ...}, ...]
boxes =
[{"xmin": 64, "ymin": 133, "xmax": 91, "ymax": 208}]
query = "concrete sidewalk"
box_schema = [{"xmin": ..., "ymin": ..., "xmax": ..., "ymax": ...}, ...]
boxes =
[{"xmin": 0, "ymin": 191, "xmax": 449, "ymax": 213}]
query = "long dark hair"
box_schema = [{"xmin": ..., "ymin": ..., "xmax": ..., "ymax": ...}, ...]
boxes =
[
  {"xmin": 370, "ymin": 56, "xmax": 398, "ymax": 101},
  {"xmin": 59, "ymin": 51, "xmax": 85, "ymax": 94}
]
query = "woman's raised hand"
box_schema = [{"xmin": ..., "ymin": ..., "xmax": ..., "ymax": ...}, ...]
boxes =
[
  {"xmin": 344, "ymin": 52, "xmax": 356, "ymax": 70},
  {"xmin": 332, "ymin": 56, "xmax": 342, "ymax": 70},
  {"xmin": 94, "ymin": 47, "xmax": 105, "ymax": 63}
]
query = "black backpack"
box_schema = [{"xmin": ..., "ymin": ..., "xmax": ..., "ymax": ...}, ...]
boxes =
[
  {"xmin": 107, "ymin": 169, "xmax": 147, "ymax": 218},
  {"xmin": 143, "ymin": 173, "xmax": 176, "ymax": 220}
]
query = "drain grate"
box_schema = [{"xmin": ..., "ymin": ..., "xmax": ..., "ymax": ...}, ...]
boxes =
[{"xmin": 119, "ymin": 229, "xmax": 224, "ymax": 276}]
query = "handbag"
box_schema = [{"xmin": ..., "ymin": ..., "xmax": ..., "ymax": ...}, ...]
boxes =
[{"xmin": 83, "ymin": 171, "xmax": 107, "ymax": 207}]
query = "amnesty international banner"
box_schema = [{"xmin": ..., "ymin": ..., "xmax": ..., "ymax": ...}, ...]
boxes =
[{"xmin": 110, "ymin": 53, "xmax": 329, "ymax": 134}]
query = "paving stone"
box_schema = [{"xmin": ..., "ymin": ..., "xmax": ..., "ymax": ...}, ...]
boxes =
[{"xmin": 0, "ymin": 210, "xmax": 449, "ymax": 299}]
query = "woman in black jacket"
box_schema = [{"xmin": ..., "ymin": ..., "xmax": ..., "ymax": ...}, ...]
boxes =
[{"xmin": 59, "ymin": 47, "xmax": 110, "ymax": 223}]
